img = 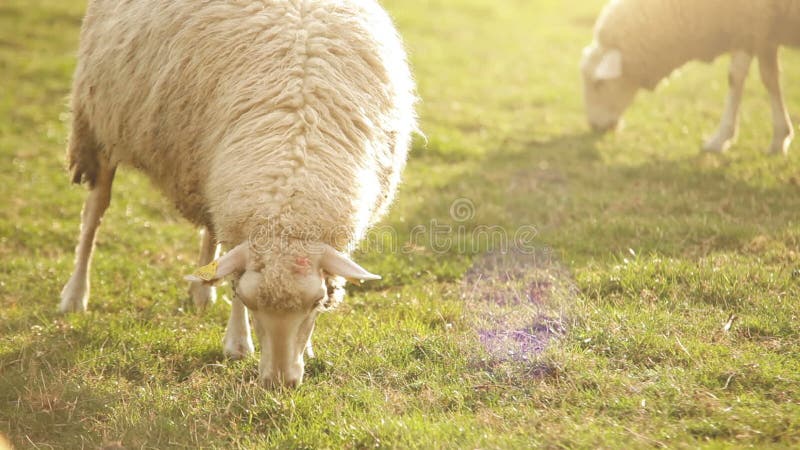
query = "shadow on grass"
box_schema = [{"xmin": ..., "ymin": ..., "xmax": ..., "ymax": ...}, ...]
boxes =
[
  {"xmin": 521, "ymin": 132, "xmax": 800, "ymax": 257},
  {"xmin": 390, "ymin": 129, "xmax": 800, "ymax": 266}
]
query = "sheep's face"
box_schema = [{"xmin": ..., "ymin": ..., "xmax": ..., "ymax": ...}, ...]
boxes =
[
  {"xmin": 187, "ymin": 241, "xmax": 379, "ymax": 388},
  {"xmin": 581, "ymin": 44, "xmax": 637, "ymax": 132},
  {"xmin": 248, "ymin": 306, "xmax": 322, "ymax": 389},
  {"xmin": 236, "ymin": 249, "xmax": 327, "ymax": 388}
]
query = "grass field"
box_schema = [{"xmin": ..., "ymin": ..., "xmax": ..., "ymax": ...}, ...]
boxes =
[{"xmin": 2, "ymin": 0, "xmax": 800, "ymax": 448}]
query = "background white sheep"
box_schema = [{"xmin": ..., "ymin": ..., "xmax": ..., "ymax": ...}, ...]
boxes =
[
  {"xmin": 60, "ymin": 0, "xmax": 416, "ymax": 387},
  {"xmin": 581, "ymin": 0, "xmax": 800, "ymax": 154}
]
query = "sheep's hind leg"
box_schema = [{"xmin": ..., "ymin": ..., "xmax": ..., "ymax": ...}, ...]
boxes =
[
  {"xmin": 60, "ymin": 164, "xmax": 116, "ymax": 313},
  {"xmin": 704, "ymin": 51, "xmax": 752, "ymax": 153},
  {"xmin": 758, "ymin": 46, "xmax": 793, "ymax": 155},
  {"xmin": 188, "ymin": 228, "xmax": 219, "ymax": 310},
  {"xmin": 222, "ymin": 295, "xmax": 254, "ymax": 359}
]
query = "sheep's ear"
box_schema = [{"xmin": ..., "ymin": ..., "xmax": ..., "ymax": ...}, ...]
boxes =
[
  {"xmin": 185, "ymin": 242, "xmax": 249, "ymax": 283},
  {"xmin": 594, "ymin": 49, "xmax": 623, "ymax": 80},
  {"xmin": 319, "ymin": 244, "xmax": 381, "ymax": 283}
]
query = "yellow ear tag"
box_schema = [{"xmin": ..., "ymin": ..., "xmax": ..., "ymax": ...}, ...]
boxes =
[{"xmin": 193, "ymin": 259, "xmax": 219, "ymax": 282}]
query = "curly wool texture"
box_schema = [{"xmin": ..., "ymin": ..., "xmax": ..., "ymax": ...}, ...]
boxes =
[
  {"xmin": 594, "ymin": 0, "xmax": 800, "ymax": 89},
  {"xmin": 245, "ymin": 240, "xmax": 343, "ymax": 310},
  {"xmin": 69, "ymin": 0, "xmax": 416, "ymax": 309}
]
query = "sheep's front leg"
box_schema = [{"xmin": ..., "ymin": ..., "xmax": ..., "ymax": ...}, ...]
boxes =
[
  {"xmin": 704, "ymin": 51, "xmax": 752, "ymax": 153},
  {"xmin": 758, "ymin": 46, "xmax": 794, "ymax": 155},
  {"xmin": 222, "ymin": 295, "xmax": 254, "ymax": 359},
  {"xmin": 60, "ymin": 164, "xmax": 116, "ymax": 313},
  {"xmin": 188, "ymin": 228, "xmax": 219, "ymax": 310}
]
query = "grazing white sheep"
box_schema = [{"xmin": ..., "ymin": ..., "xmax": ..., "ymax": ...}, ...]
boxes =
[
  {"xmin": 60, "ymin": 0, "xmax": 416, "ymax": 387},
  {"xmin": 581, "ymin": 0, "xmax": 800, "ymax": 154}
]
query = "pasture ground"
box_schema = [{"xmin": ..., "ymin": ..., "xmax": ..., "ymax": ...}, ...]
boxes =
[{"xmin": 1, "ymin": 0, "xmax": 799, "ymax": 447}]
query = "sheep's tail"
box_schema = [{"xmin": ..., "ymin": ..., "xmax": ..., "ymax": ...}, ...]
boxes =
[{"xmin": 66, "ymin": 107, "xmax": 102, "ymax": 188}]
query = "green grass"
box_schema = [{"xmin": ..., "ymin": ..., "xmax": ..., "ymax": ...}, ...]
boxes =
[{"xmin": 2, "ymin": 0, "xmax": 800, "ymax": 448}]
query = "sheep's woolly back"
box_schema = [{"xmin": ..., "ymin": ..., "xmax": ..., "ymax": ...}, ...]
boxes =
[
  {"xmin": 70, "ymin": 0, "xmax": 416, "ymax": 255},
  {"xmin": 594, "ymin": 0, "xmax": 800, "ymax": 89}
]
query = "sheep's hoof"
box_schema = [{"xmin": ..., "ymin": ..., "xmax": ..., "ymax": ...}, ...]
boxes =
[
  {"xmin": 223, "ymin": 335, "xmax": 254, "ymax": 360},
  {"xmin": 188, "ymin": 281, "xmax": 216, "ymax": 311},
  {"xmin": 59, "ymin": 279, "xmax": 88, "ymax": 313},
  {"xmin": 766, "ymin": 135, "xmax": 792, "ymax": 156},
  {"xmin": 702, "ymin": 135, "xmax": 733, "ymax": 153}
]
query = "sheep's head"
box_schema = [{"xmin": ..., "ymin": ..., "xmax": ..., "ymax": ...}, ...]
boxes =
[
  {"xmin": 581, "ymin": 44, "xmax": 637, "ymax": 132},
  {"xmin": 186, "ymin": 240, "xmax": 379, "ymax": 388}
]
